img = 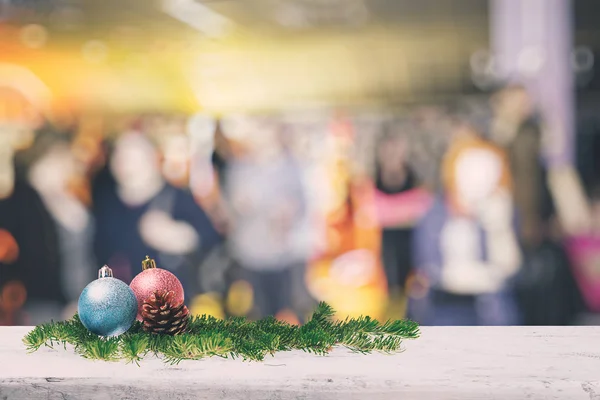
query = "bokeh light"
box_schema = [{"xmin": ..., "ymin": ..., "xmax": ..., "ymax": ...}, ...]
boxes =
[
  {"xmin": 82, "ymin": 40, "xmax": 108, "ymax": 64},
  {"xmin": 0, "ymin": 229, "xmax": 19, "ymax": 264},
  {"xmin": 190, "ymin": 293, "xmax": 225, "ymax": 320},
  {"xmin": 0, "ymin": 280, "xmax": 27, "ymax": 312},
  {"xmin": 0, "ymin": 0, "xmax": 595, "ymax": 330},
  {"xmin": 275, "ymin": 309, "xmax": 300, "ymax": 325},
  {"xmin": 19, "ymin": 24, "xmax": 48, "ymax": 49},
  {"xmin": 225, "ymin": 280, "xmax": 253, "ymax": 317}
]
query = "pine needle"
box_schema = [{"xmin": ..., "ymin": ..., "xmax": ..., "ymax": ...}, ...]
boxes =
[
  {"xmin": 120, "ymin": 333, "xmax": 149, "ymax": 365},
  {"xmin": 22, "ymin": 302, "xmax": 419, "ymax": 365}
]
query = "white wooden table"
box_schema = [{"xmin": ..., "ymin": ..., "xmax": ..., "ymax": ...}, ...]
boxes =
[{"xmin": 1, "ymin": 326, "xmax": 599, "ymax": 399}]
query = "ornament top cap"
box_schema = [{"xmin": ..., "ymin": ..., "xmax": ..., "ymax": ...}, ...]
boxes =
[
  {"xmin": 142, "ymin": 255, "xmax": 157, "ymax": 271},
  {"xmin": 98, "ymin": 265, "xmax": 113, "ymax": 278}
]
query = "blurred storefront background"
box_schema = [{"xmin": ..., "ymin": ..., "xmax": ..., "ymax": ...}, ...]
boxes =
[{"xmin": 2, "ymin": 0, "xmax": 600, "ymax": 326}]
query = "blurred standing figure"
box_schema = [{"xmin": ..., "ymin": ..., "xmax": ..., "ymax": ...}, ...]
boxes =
[
  {"xmin": 372, "ymin": 122, "xmax": 432, "ymax": 315},
  {"xmin": 0, "ymin": 161, "xmax": 62, "ymax": 325},
  {"xmin": 0, "ymin": 87, "xmax": 63, "ymax": 325},
  {"xmin": 565, "ymin": 187, "xmax": 600, "ymax": 318},
  {"xmin": 28, "ymin": 142, "xmax": 95, "ymax": 316},
  {"xmin": 304, "ymin": 115, "xmax": 388, "ymax": 321},
  {"xmin": 490, "ymin": 85, "xmax": 583, "ymax": 325},
  {"xmin": 490, "ymin": 84, "xmax": 553, "ymax": 249},
  {"xmin": 409, "ymin": 124, "xmax": 522, "ymax": 325},
  {"xmin": 223, "ymin": 118, "xmax": 312, "ymax": 322},
  {"xmin": 92, "ymin": 132, "xmax": 165, "ymax": 283},
  {"xmin": 92, "ymin": 130, "xmax": 220, "ymax": 301}
]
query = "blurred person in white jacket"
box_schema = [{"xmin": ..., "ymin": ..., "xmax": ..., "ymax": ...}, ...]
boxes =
[{"xmin": 409, "ymin": 122, "xmax": 522, "ymax": 325}]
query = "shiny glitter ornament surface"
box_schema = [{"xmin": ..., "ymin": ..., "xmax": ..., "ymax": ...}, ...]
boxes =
[
  {"xmin": 77, "ymin": 267, "xmax": 137, "ymax": 337},
  {"xmin": 129, "ymin": 256, "xmax": 184, "ymax": 320}
]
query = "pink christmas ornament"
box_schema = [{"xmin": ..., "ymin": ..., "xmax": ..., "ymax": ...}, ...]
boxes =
[{"xmin": 129, "ymin": 256, "xmax": 184, "ymax": 320}]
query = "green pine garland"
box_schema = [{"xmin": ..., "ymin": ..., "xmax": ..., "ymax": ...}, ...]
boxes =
[{"xmin": 23, "ymin": 302, "xmax": 419, "ymax": 365}]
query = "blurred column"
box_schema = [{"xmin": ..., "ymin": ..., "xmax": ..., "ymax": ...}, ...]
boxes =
[{"xmin": 490, "ymin": 0, "xmax": 574, "ymax": 166}]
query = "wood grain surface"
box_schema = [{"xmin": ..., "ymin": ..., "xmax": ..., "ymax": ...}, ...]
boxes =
[{"xmin": 1, "ymin": 326, "xmax": 599, "ymax": 399}]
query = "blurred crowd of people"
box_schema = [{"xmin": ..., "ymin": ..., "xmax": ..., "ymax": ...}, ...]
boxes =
[{"xmin": 1, "ymin": 83, "xmax": 599, "ymax": 326}]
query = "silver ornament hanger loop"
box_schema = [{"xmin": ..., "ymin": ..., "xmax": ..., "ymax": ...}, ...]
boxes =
[{"xmin": 98, "ymin": 265, "xmax": 114, "ymax": 278}]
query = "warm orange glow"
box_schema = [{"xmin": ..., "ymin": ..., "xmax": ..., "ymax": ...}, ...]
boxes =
[
  {"xmin": 0, "ymin": 280, "xmax": 27, "ymax": 312},
  {"xmin": 0, "ymin": 86, "xmax": 43, "ymax": 131},
  {"xmin": 66, "ymin": 175, "xmax": 92, "ymax": 207},
  {"xmin": 0, "ymin": 229, "xmax": 19, "ymax": 264},
  {"xmin": 1, "ymin": 24, "xmax": 197, "ymax": 115},
  {"xmin": 305, "ymin": 119, "xmax": 388, "ymax": 319},
  {"xmin": 275, "ymin": 309, "xmax": 300, "ymax": 325}
]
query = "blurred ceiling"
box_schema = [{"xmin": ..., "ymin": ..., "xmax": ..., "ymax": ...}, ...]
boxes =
[
  {"xmin": 197, "ymin": 0, "xmax": 487, "ymax": 34},
  {"xmin": 1, "ymin": 0, "xmax": 490, "ymax": 114},
  {"xmin": 2, "ymin": 0, "xmax": 488, "ymax": 46}
]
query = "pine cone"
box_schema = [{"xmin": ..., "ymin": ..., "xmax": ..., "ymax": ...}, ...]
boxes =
[{"xmin": 141, "ymin": 290, "xmax": 190, "ymax": 335}]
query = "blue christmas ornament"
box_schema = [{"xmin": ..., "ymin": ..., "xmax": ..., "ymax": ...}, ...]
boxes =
[{"xmin": 78, "ymin": 265, "xmax": 138, "ymax": 337}]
